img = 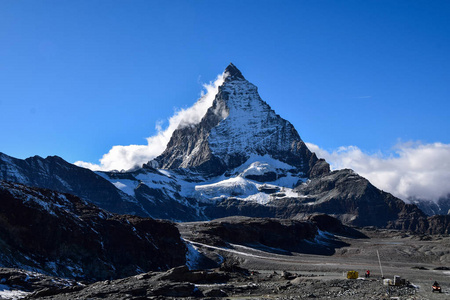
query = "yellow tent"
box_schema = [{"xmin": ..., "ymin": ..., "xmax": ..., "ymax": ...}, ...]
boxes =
[{"xmin": 347, "ymin": 270, "xmax": 359, "ymax": 279}]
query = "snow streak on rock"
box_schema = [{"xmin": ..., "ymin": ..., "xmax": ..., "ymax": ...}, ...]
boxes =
[{"xmin": 208, "ymin": 74, "xmax": 302, "ymax": 166}]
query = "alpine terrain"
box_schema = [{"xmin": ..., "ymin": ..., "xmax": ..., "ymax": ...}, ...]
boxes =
[
  {"xmin": 0, "ymin": 63, "xmax": 448, "ymax": 231},
  {"xmin": 0, "ymin": 63, "xmax": 449, "ymax": 299}
]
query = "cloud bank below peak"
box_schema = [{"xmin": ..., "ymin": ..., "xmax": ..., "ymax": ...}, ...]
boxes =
[
  {"xmin": 75, "ymin": 72, "xmax": 226, "ymax": 171},
  {"xmin": 307, "ymin": 142, "xmax": 450, "ymax": 202}
]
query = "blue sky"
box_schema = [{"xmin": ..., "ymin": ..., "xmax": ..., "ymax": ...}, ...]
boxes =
[{"xmin": 1, "ymin": 1, "xmax": 450, "ymax": 200}]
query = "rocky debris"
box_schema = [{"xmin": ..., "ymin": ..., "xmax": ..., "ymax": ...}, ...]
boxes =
[
  {"xmin": 203, "ymin": 288, "xmax": 228, "ymax": 297},
  {"xmin": 0, "ymin": 267, "xmax": 82, "ymax": 298},
  {"xmin": 281, "ymin": 270, "xmax": 296, "ymax": 280},
  {"xmin": 23, "ymin": 265, "xmax": 249, "ymax": 299},
  {"xmin": 219, "ymin": 259, "xmax": 251, "ymax": 276},
  {"xmin": 0, "ymin": 181, "xmax": 186, "ymax": 281},
  {"xmin": 21, "ymin": 267, "xmax": 421, "ymax": 300},
  {"xmin": 0, "ymin": 268, "xmax": 79, "ymax": 290},
  {"xmin": 434, "ymin": 266, "xmax": 450, "ymax": 270},
  {"xmin": 152, "ymin": 265, "xmax": 230, "ymax": 283}
]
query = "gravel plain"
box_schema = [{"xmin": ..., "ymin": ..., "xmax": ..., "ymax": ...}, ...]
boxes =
[{"xmin": 180, "ymin": 223, "xmax": 450, "ymax": 300}]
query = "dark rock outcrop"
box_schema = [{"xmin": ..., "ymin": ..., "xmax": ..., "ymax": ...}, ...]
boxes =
[
  {"xmin": 293, "ymin": 169, "xmax": 427, "ymax": 228},
  {"xmin": 183, "ymin": 216, "xmax": 357, "ymax": 255},
  {"xmin": 0, "ymin": 181, "xmax": 186, "ymax": 280},
  {"xmin": 307, "ymin": 214, "xmax": 368, "ymax": 239},
  {"xmin": 387, "ymin": 212, "xmax": 450, "ymax": 234}
]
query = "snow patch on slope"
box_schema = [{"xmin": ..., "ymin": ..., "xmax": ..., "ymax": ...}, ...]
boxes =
[
  {"xmin": 236, "ymin": 154, "xmax": 294, "ymax": 174},
  {"xmin": 192, "ymin": 155, "xmax": 303, "ymax": 204},
  {"xmin": 98, "ymin": 154, "xmax": 305, "ymax": 208},
  {"xmin": 112, "ymin": 180, "xmax": 139, "ymax": 197},
  {"xmin": 195, "ymin": 176, "xmax": 259, "ymax": 199},
  {"xmin": 0, "ymin": 284, "xmax": 29, "ymax": 300},
  {"xmin": 185, "ymin": 241, "xmax": 203, "ymax": 270}
]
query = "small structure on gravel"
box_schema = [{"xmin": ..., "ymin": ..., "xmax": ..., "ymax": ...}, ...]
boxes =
[
  {"xmin": 346, "ymin": 270, "xmax": 359, "ymax": 279},
  {"xmin": 383, "ymin": 275, "xmax": 408, "ymax": 286}
]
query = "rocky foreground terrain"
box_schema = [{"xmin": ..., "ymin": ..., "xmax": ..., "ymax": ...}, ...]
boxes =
[{"xmin": 0, "ymin": 223, "xmax": 447, "ymax": 300}]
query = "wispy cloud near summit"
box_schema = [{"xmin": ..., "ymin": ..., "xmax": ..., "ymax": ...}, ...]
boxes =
[{"xmin": 75, "ymin": 73, "xmax": 226, "ymax": 171}]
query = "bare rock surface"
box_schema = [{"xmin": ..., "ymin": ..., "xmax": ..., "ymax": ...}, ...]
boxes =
[
  {"xmin": 0, "ymin": 181, "xmax": 186, "ymax": 281},
  {"xmin": 178, "ymin": 215, "xmax": 363, "ymax": 256}
]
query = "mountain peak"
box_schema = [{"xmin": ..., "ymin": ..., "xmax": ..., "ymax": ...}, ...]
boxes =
[
  {"xmin": 154, "ymin": 64, "xmax": 327, "ymax": 178},
  {"xmin": 224, "ymin": 63, "xmax": 245, "ymax": 80}
]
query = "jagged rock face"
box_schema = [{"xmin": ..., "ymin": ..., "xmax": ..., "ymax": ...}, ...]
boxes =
[
  {"xmin": 0, "ymin": 181, "xmax": 186, "ymax": 281},
  {"xmin": 412, "ymin": 196, "xmax": 450, "ymax": 216},
  {"xmin": 155, "ymin": 64, "xmax": 327, "ymax": 177},
  {"xmin": 387, "ymin": 208, "xmax": 450, "ymax": 234},
  {"xmin": 293, "ymin": 169, "xmax": 428, "ymax": 227}
]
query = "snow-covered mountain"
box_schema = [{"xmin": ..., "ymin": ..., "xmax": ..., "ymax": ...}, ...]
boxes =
[
  {"xmin": 1, "ymin": 63, "xmax": 447, "ymax": 231},
  {"xmin": 96, "ymin": 64, "xmax": 431, "ymax": 228},
  {"xmin": 153, "ymin": 64, "xmax": 328, "ymax": 179}
]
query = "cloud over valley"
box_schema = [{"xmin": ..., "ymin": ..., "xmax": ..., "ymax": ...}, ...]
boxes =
[{"xmin": 307, "ymin": 142, "xmax": 450, "ymax": 202}]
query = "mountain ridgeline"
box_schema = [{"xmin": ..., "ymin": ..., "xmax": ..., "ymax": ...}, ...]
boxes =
[{"xmin": 0, "ymin": 63, "xmax": 448, "ymax": 233}]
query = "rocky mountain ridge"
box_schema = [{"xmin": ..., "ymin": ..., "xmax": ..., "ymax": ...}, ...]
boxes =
[
  {"xmin": 0, "ymin": 180, "xmax": 186, "ymax": 281},
  {"xmin": 0, "ymin": 153, "xmax": 148, "ymax": 216}
]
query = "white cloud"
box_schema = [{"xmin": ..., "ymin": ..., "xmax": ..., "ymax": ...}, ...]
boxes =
[
  {"xmin": 75, "ymin": 72, "xmax": 226, "ymax": 171},
  {"xmin": 306, "ymin": 142, "xmax": 450, "ymax": 202}
]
